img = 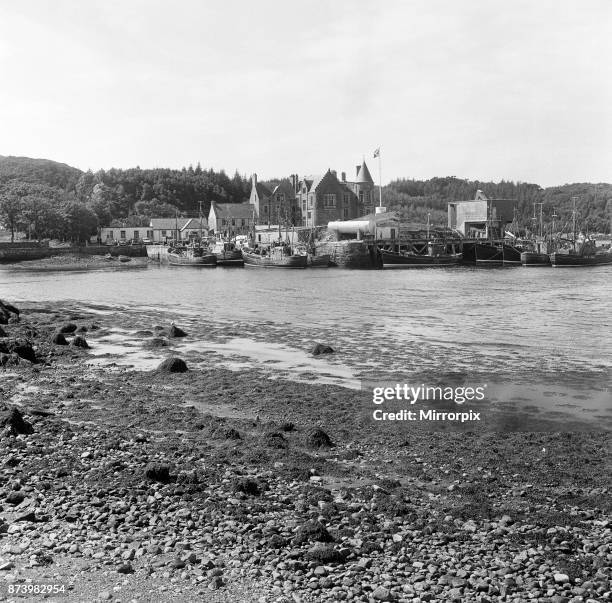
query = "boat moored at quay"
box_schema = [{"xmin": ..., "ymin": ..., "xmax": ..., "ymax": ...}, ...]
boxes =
[
  {"xmin": 167, "ymin": 245, "xmax": 217, "ymax": 266},
  {"xmin": 242, "ymin": 243, "xmax": 307, "ymax": 268},
  {"xmin": 211, "ymin": 240, "xmax": 244, "ymax": 266}
]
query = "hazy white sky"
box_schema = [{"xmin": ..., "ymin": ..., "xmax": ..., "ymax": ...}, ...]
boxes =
[{"xmin": 0, "ymin": 0, "xmax": 610, "ymax": 186}]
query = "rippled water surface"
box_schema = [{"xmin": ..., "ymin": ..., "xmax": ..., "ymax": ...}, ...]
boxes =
[{"xmin": 2, "ymin": 264, "xmax": 610, "ymax": 427}]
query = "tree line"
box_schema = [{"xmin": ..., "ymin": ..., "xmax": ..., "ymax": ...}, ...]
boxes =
[
  {"xmin": 0, "ymin": 156, "xmax": 251, "ymax": 242},
  {"xmin": 383, "ymin": 177, "xmax": 612, "ymax": 234},
  {"xmin": 1, "ymin": 156, "xmax": 610, "ymax": 242}
]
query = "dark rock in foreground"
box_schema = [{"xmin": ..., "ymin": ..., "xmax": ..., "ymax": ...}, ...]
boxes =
[
  {"xmin": 0, "ymin": 338, "xmax": 36, "ymax": 363},
  {"xmin": 0, "ymin": 300, "xmax": 20, "ymax": 324},
  {"xmin": 307, "ymin": 427, "xmax": 334, "ymax": 448},
  {"xmin": 157, "ymin": 357, "xmax": 187, "ymax": 372},
  {"xmin": 167, "ymin": 324, "xmax": 187, "ymax": 338},
  {"xmin": 311, "ymin": 342, "xmax": 334, "ymax": 355},
  {"xmin": 145, "ymin": 463, "xmax": 171, "ymax": 483},
  {"xmin": 232, "ymin": 478, "xmax": 262, "ymax": 496},
  {"xmin": 57, "ymin": 323, "xmax": 78, "ymax": 334},
  {"xmin": 0, "ymin": 406, "xmax": 34, "ymax": 435},
  {"xmin": 52, "ymin": 333, "xmax": 68, "ymax": 345},
  {"xmin": 294, "ymin": 520, "xmax": 334, "ymax": 544},
  {"xmin": 71, "ymin": 335, "xmax": 89, "ymax": 349},
  {"xmin": 5, "ymin": 491, "xmax": 26, "ymax": 505}
]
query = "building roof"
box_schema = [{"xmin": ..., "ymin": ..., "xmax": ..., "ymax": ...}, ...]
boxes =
[
  {"xmin": 253, "ymin": 182, "xmax": 272, "ymax": 199},
  {"xmin": 211, "ymin": 202, "xmax": 255, "ymax": 219},
  {"xmin": 355, "ymin": 160, "xmax": 374, "ymax": 184},
  {"xmin": 150, "ymin": 218, "xmax": 190, "ymax": 230},
  {"xmin": 181, "ymin": 218, "xmax": 207, "ymax": 231}
]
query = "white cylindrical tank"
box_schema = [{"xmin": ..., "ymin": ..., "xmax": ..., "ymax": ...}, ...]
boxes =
[{"xmin": 327, "ymin": 220, "xmax": 375, "ymax": 235}]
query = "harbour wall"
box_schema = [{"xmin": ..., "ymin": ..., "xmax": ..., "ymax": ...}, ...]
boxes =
[{"xmin": 316, "ymin": 240, "xmax": 382, "ymax": 269}]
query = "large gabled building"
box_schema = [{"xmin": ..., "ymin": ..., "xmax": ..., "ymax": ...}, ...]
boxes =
[{"xmin": 294, "ymin": 159, "xmax": 376, "ymax": 227}]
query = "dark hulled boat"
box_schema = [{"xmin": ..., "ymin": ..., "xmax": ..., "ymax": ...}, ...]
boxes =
[
  {"xmin": 243, "ymin": 243, "xmax": 307, "ymax": 268},
  {"xmin": 381, "ymin": 243, "xmax": 461, "ymax": 268},
  {"xmin": 167, "ymin": 246, "xmax": 217, "ymax": 266},
  {"xmin": 550, "ymin": 239, "xmax": 612, "ymax": 267},
  {"xmin": 211, "ymin": 241, "xmax": 244, "ymax": 266},
  {"xmin": 462, "ymin": 241, "xmax": 520, "ymax": 266},
  {"xmin": 520, "ymin": 251, "xmax": 550, "ymax": 266}
]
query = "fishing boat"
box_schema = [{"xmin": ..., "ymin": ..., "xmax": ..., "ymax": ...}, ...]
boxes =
[
  {"xmin": 211, "ymin": 240, "xmax": 244, "ymax": 266},
  {"xmin": 381, "ymin": 241, "xmax": 461, "ymax": 268},
  {"xmin": 550, "ymin": 239, "xmax": 612, "ymax": 266},
  {"xmin": 520, "ymin": 248, "xmax": 550, "ymax": 266},
  {"xmin": 167, "ymin": 245, "xmax": 217, "ymax": 266},
  {"xmin": 549, "ymin": 197, "xmax": 612, "ymax": 266},
  {"xmin": 521, "ymin": 202, "xmax": 551, "ymax": 266},
  {"xmin": 243, "ymin": 242, "xmax": 307, "ymax": 268},
  {"xmin": 461, "ymin": 241, "xmax": 520, "ymax": 265}
]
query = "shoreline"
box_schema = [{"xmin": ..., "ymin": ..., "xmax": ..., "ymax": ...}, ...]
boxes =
[
  {"xmin": 0, "ymin": 254, "xmax": 150, "ymax": 272},
  {"xmin": 0, "ymin": 301, "xmax": 610, "ymax": 602}
]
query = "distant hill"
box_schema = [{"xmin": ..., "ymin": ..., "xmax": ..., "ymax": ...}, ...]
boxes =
[{"xmin": 0, "ymin": 155, "xmax": 82, "ymax": 191}]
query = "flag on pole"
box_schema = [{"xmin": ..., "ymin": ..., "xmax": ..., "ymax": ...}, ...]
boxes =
[{"xmin": 373, "ymin": 147, "xmax": 380, "ymax": 158}]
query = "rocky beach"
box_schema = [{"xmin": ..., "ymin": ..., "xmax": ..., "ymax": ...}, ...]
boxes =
[{"xmin": 0, "ymin": 299, "xmax": 610, "ymax": 603}]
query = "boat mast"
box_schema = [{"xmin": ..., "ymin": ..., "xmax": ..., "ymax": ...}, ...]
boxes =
[
  {"xmin": 571, "ymin": 196, "xmax": 578, "ymax": 251},
  {"xmin": 199, "ymin": 200, "xmax": 203, "ymax": 244}
]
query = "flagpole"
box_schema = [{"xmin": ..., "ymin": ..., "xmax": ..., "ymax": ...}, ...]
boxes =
[{"xmin": 378, "ymin": 149, "xmax": 382, "ymax": 208}]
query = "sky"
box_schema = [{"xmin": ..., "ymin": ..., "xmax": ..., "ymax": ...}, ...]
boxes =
[{"xmin": 0, "ymin": 0, "xmax": 610, "ymax": 187}]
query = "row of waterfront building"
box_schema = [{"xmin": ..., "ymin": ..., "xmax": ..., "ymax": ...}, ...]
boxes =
[{"xmin": 100, "ymin": 159, "xmax": 379, "ymax": 244}]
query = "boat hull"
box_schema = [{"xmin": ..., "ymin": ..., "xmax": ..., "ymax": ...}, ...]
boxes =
[
  {"xmin": 462, "ymin": 242, "xmax": 520, "ymax": 265},
  {"xmin": 242, "ymin": 252, "xmax": 307, "ymax": 268},
  {"xmin": 308, "ymin": 254, "xmax": 331, "ymax": 267},
  {"xmin": 550, "ymin": 252, "xmax": 612, "ymax": 267},
  {"xmin": 381, "ymin": 249, "xmax": 461, "ymax": 268},
  {"xmin": 214, "ymin": 250, "xmax": 244, "ymax": 266},
  {"xmin": 521, "ymin": 251, "xmax": 550, "ymax": 266},
  {"xmin": 167, "ymin": 252, "xmax": 217, "ymax": 266}
]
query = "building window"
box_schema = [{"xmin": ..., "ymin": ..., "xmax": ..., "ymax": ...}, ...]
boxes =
[
  {"xmin": 307, "ymin": 211, "xmax": 311, "ymax": 220},
  {"xmin": 323, "ymin": 194, "xmax": 336, "ymax": 208},
  {"xmin": 276, "ymin": 193, "xmax": 284, "ymax": 202},
  {"xmin": 308, "ymin": 195, "xmax": 313, "ymax": 208},
  {"xmin": 359, "ymin": 191, "xmax": 364, "ymax": 203},
  {"xmin": 343, "ymin": 193, "xmax": 350, "ymax": 206},
  {"xmin": 365, "ymin": 191, "xmax": 370, "ymax": 204},
  {"xmin": 161, "ymin": 230, "xmax": 166, "ymax": 237},
  {"xmin": 133, "ymin": 231, "xmax": 139, "ymax": 240},
  {"xmin": 263, "ymin": 205, "xmax": 268, "ymax": 214},
  {"xmin": 120, "ymin": 230, "xmax": 126, "ymax": 239},
  {"xmin": 147, "ymin": 230, "xmax": 153, "ymax": 238},
  {"xmin": 343, "ymin": 208, "xmax": 349, "ymax": 219},
  {"xmin": 241, "ymin": 219, "xmax": 245, "ymax": 226},
  {"xmin": 231, "ymin": 219, "xmax": 235, "ymax": 226},
  {"xmin": 302, "ymin": 200, "xmax": 306, "ymax": 211}
]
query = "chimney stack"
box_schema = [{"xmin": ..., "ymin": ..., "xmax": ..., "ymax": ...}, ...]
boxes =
[
  {"xmin": 331, "ymin": 170, "xmax": 337, "ymax": 179},
  {"xmin": 341, "ymin": 171, "xmax": 346, "ymax": 182},
  {"xmin": 252, "ymin": 173, "xmax": 258, "ymax": 187}
]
